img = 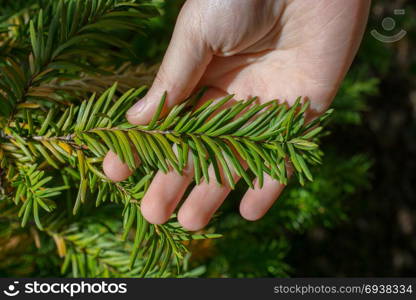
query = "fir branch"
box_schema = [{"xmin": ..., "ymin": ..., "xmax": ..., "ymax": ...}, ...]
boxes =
[
  {"xmin": 2, "ymin": 85, "xmax": 330, "ymax": 188},
  {"xmin": 0, "ymin": 0, "xmax": 158, "ymax": 117},
  {"xmin": 12, "ymin": 164, "xmax": 69, "ymax": 229},
  {"xmin": 1, "ymin": 81, "xmax": 331, "ymax": 279}
]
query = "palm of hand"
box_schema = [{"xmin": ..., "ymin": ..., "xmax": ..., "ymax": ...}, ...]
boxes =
[{"xmin": 198, "ymin": 0, "xmax": 368, "ymax": 117}]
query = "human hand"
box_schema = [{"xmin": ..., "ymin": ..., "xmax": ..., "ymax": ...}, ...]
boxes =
[{"xmin": 103, "ymin": 0, "xmax": 371, "ymax": 230}]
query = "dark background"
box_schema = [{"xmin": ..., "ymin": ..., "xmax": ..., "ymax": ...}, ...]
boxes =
[{"xmin": 289, "ymin": 0, "xmax": 416, "ymax": 276}]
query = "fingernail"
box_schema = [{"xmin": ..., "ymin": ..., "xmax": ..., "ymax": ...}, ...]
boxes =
[{"xmin": 127, "ymin": 99, "xmax": 147, "ymax": 116}]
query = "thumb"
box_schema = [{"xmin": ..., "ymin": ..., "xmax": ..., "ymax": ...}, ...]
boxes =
[{"xmin": 126, "ymin": 3, "xmax": 212, "ymax": 125}]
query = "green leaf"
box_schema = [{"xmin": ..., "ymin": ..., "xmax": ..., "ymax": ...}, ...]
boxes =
[{"xmin": 147, "ymin": 92, "xmax": 166, "ymax": 130}]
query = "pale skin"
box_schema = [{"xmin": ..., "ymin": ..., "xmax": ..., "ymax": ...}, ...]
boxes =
[{"xmin": 103, "ymin": 0, "xmax": 371, "ymax": 231}]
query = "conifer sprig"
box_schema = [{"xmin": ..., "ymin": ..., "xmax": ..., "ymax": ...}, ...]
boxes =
[
  {"xmin": 2, "ymin": 83, "xmax": 330, "ymax": 192},
  {"xmin": 1, "ymin": 82, "xmax": 331, "ymax": 220},
  {"xmin": 1, "ymin": 83, "xmax": 330, "ymax": 277},
  {"xmin": 0, "ymin": 0, "xmax": 158, "ymax": 117}
]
